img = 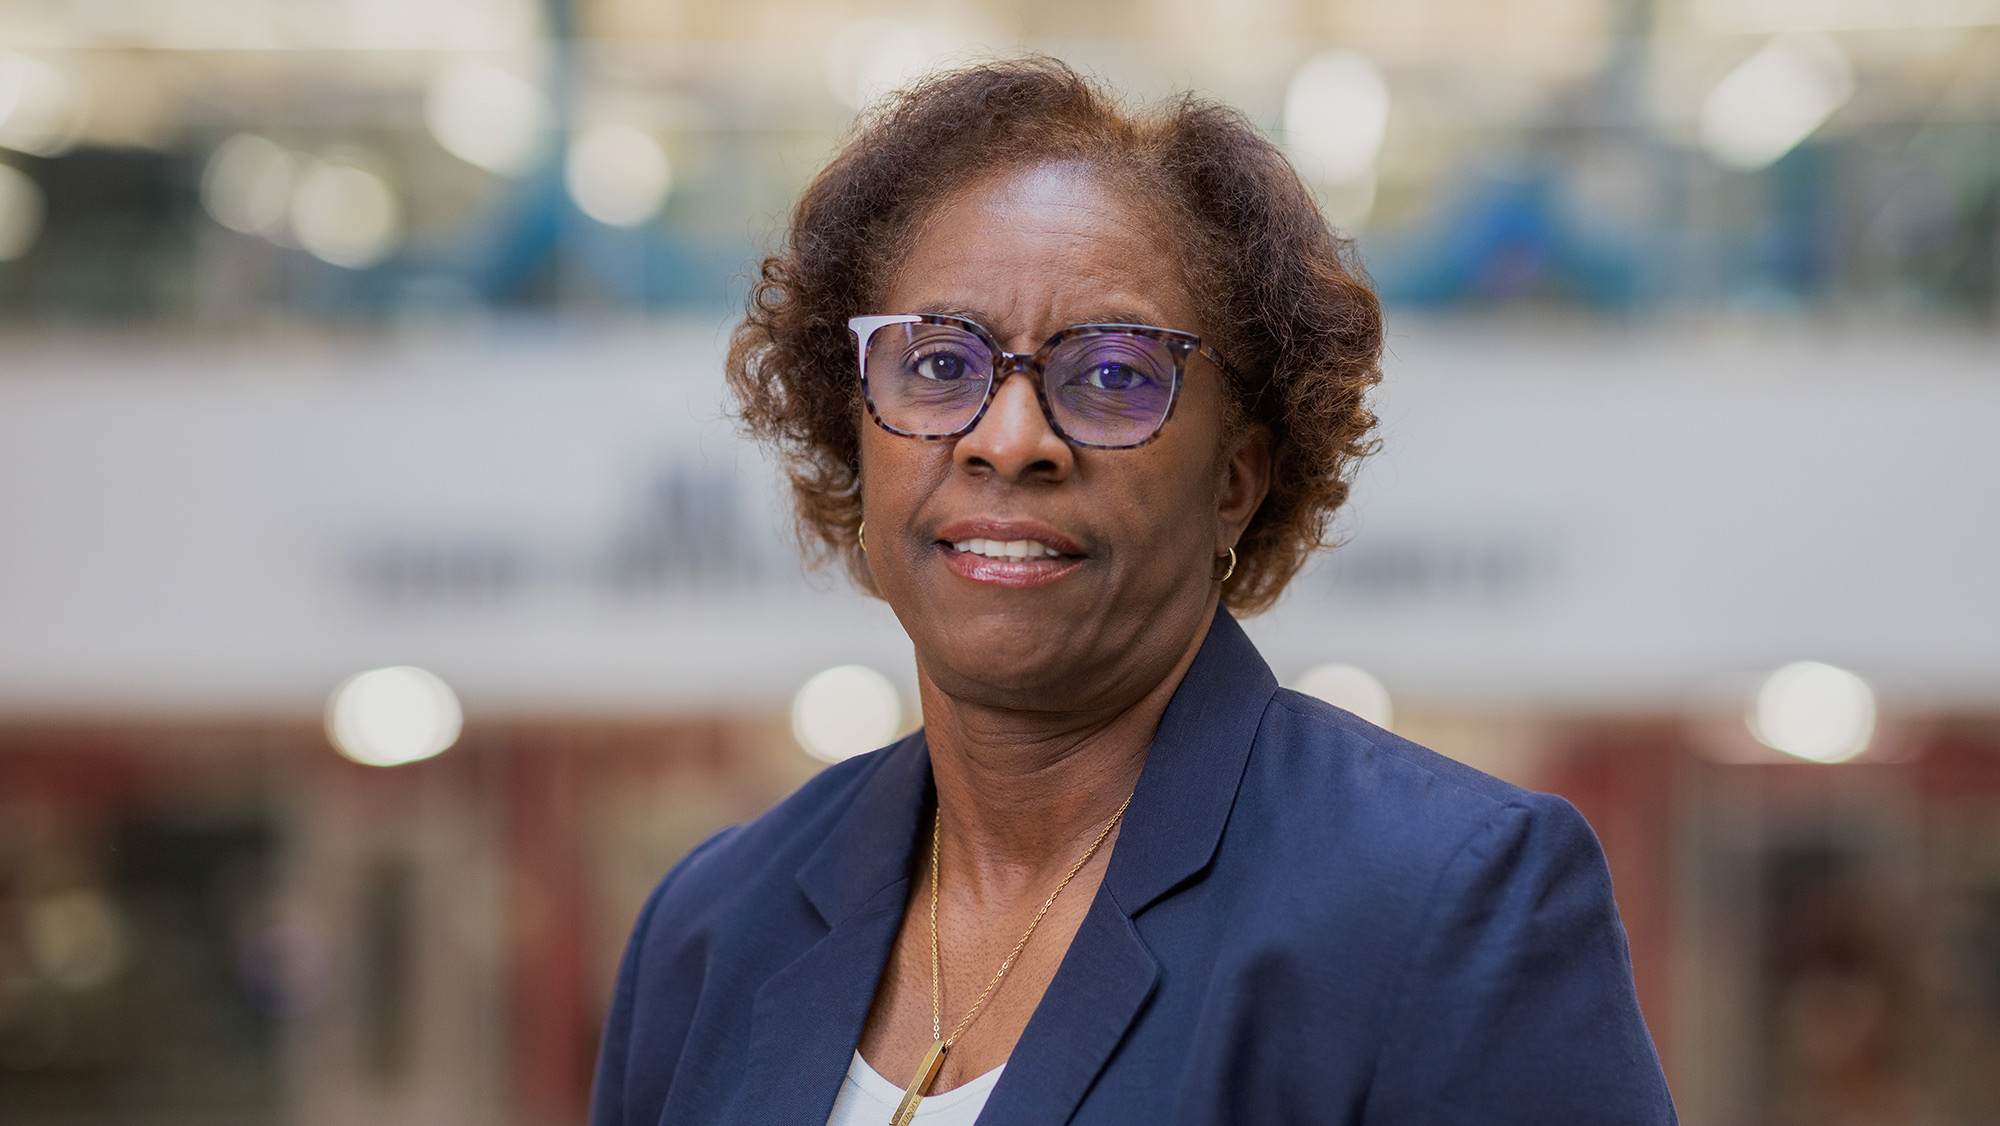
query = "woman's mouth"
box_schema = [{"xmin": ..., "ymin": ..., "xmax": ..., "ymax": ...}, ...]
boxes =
[
  {"xmin": 938, "ymin": 537, "xmax": 1086, "ymax": 587},
  {"xmin": 950, "ymin": 537, "xmax": 1063, "ymax": 561}
]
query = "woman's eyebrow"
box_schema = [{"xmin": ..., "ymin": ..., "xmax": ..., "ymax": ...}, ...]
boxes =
[{"xmin": 914, "ymin": 301, "xmax": 990, "ymax": 321}]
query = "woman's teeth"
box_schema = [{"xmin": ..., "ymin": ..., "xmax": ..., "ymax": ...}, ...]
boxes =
[{"xmin": 952, "ymin": 538, "xmax": 1059, "ymax": 561}]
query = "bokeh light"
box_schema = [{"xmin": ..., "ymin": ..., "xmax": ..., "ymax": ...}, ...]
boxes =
[
  {"xmin": 326, "ymin": 666, "xmax": 464, "ymax": 767},
  {"xmin": 25, "ymin": 889, "xmax": 127, "ymax": 992},
  {"xmin": 0, "ymin": 51, "xmax": 87, "ymax": 157},
  {"xmin": 1699, "ymin": 32, "xmax": 1854, "ymax": 172},
  {"xmin": 1291, "ymin": 663, "xmax": 1394, "ymax": 730},
  {"xmin": 565, "ymin": 124, "xmax": 671, "ymax": 227},
  {"xmin": 1749, "ymin": 660, "xmax": 1876, "ymax": 763},
  {"xmin": 0, "ymin": 163, "xmax": 44, "ymax": 260},
  {"xmin": 423, "ymin": 60, "xmax": 552, "ymax": 176},
  {"xmin": 201, "ymin": 134, "xmax": 299, "ymax": 237},
  {"xmin": 791, "ymin": 665, "xmax": 902, "ymax": 763},
  {"xmin": 289, "ymin": 158, "xmax": 401, "ymax": 268},
  {"xmin": 823, "ymin": 18, "xmax": 936, "ymax": 111},
  {"xmin": 1283, "ymin": 50, "xmax": 1391, "ymax": 187}
]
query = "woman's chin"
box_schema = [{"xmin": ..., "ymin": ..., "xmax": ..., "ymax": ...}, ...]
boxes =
[
  {"xmin": 920, "ymin": 628, "xmax": 1099, "ymax": 703},
  {"xmin": 913, "ymin": 613, "xmax": 1187, "ymax": 718}
]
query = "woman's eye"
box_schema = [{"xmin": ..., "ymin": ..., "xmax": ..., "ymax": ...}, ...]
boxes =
[
  {"xmin": 1084, "ymin": 363, "xmax": 1146, "ymax": 391},
  {"xmin": 913, "ymin": 353, "xmax": 969, "ymax": 381}
]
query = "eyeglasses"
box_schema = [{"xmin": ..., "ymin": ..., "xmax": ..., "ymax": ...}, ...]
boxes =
[{"xmin": 848, "ymin": 314, "xmax": 1235, "ymax": 450}]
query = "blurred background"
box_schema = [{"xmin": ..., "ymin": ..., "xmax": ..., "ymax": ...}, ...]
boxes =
[{"xmin": 1, "ymin": 0, "xmax": 1997, "ymax": 1123}]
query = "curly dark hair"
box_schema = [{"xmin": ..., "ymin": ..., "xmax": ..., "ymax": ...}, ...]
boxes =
[{"xmin": 727, "ymin": 56, "xmax": 1382, "ymax": 614}]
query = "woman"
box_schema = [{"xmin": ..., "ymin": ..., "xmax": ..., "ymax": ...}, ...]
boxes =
[{"xmin": 592, "ymin": 59, "xmax": 1675, "ymax": 1125}]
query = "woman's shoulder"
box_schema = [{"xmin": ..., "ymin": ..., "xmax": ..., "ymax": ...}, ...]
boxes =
[
  {"xmin": 1265, "ymin": 686, "xmax": 1533, "ymax": 791},
  {"xmin": 1187, "ymin": 693, "xmax": 1670, "ymax": 1123},
  {"xmin": 615, "ymin": 744, "xmax": 919, "ymax": 991},
  {"xmin": 592, "ymin": 743, "xmax": 919, "ymax": 1125},
  {"xmin": 1236, "ymin": 688, "xmax": 1601, "ymax": 890},
  {"xmin": 1192, "ymin": 689, "xmax": 1630, "ymax": 1030},
  {"xmin": 1260, "ymin": 686, "xmax": 1574, "ymax": 811},
  {"xmin": 639, "ymin": 744, "xmax": 895, "ymax": 922}
]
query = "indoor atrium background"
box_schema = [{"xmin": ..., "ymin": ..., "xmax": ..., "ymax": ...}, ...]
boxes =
[{"xmin": 2, "ymin": 0, "xmax": 1998, "ymax": 1123}]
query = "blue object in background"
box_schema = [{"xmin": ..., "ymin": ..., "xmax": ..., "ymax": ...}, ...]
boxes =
[{"xmin": 1366, "ymin": 164, "xmax": 1645, "ymax": 310}]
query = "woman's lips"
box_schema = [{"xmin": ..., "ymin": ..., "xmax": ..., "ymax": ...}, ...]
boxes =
[
  {"xmin": 938, "ymin": 541, "xmax": 1086, "ymax": 587},
  {"xmin": 935, "ymin": 519, "xmax": 1084, "ymax": 556},
  {"xmin": 932, "ymin": 520, "xmax": 1086, "ymax": 587}
]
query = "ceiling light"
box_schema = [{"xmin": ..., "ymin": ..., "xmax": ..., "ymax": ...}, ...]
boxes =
[
  {"xmin": 1749, "ymin": 660, "xmax": 1875, "ymax": 763},
  {"xmin": 565, "ymin": 124, "xmax": 671, "ymax": 227},
  {"xmin": 824, "ymin": 18, "xmax": 936, "ymax": 112},
  {"xmin": 201, "ymin": 134, "xmax": 300, "ymax": 237},
  {"xmin": 0, "ymin": 52, "xmax": 87, "ymax": 157},
  {"xmin": 326, "ymin": 666, "xmax": 464, "ymax": 767},
  {"xmin": 792, "ymin": 665, "xmax": 902, "ymax": 763},
  {"xmin": 290, "ymin": 159, "xmax": 401, "ymax": 269},
  {"xmin": 1699, "ymin": 32, "xmax": 1854, "ymax": 172},
  {"xmin": 424, "ymin": 61, "xmax": 552, "ymax": 176},
  {"xmin": 1283, "ymin": 50, "xmax": 1391, "ymax": 187}
]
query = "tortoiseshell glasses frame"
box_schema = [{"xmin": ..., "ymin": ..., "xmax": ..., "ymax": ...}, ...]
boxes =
[{"xmin": 849, "ymin": 313, "xmax": 1238, "ymax": 450}]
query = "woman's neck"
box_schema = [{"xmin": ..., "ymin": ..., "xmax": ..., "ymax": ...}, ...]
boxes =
[{"xmin": 918, "ymin": 602, "xmax": 1216, "ymax": 882}]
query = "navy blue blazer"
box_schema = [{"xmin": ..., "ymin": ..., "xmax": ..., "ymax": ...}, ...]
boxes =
[{"xmin": 591, "ymin": 612, "xmax": 1676, "ymax": 1124}]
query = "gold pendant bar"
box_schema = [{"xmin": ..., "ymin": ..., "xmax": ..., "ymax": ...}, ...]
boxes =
[{"xmin": 889, "ymin": 1040, "xmax": 948, "ymax": 1126}]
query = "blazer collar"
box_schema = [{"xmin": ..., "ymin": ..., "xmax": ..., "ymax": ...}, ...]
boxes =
[
  {"xmin": 979, "ymin": 610, "xmax": 1279, "ymax": 1123},
  {"xmin": 771, "ymin": 609, "xmax": 1277, "ymax": 1123},
  {"xmin": 740, "ymin": 735, "xmax": 930, "ymax": 1123},
  {"xmin": 795, "ymin": 727, "xmax": 932, "ymax": 929},
  {"xmin": 1102, "ymin": 608, "xmax": 1278, "ymax": 916},
  {"xmin": 794, "ymin": 608, "xmax": 1277, "ymax": 927}
]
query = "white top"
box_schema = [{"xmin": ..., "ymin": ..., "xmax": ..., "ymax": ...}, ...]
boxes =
[{"xmin": 825, "ymin": 1051, "xmax": 1004, "ymax": 1126}]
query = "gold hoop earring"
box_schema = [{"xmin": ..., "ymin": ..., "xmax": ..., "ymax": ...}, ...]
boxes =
[
  {"xmin": 858, "ymin": 521, "xmax": 867, "ymax": 552},
  {"xmin": 1214, "ymin": 546, "xmax": 1236, "ymax": 583}
]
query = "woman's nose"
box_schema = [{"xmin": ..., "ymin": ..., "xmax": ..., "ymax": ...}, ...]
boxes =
[{"xmin": 952, "ymin": 368, "xmax": 1074, "ymax": 482}]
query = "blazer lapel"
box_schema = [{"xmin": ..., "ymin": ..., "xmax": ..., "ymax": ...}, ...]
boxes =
[
  {"xmin": 734, "ymin": 881, "xmax": 910, "ymax": 1122},
  {"xmin": 731, "ymin": 734, "xmax": 932, "ymax": 1124},
  {"xmin": 973, "ymin": 889, "xmax": 1160, "ymax": 1123},
  {"xmin": 1106, "ymin": 610, "xmax": 1278, "ymax": 916},
  {"xmin": 975, "ymin": 611, "xmax": 1279, "ymax": 1124},
  {"xmin": 731, "ymin": 612, "xmax": 1277, "ymax": 1125}
]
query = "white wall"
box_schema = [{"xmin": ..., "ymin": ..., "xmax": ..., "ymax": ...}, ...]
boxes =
[{"xmin": 1, "ymin": 318, "xmax": 1994, "ymax": 718}]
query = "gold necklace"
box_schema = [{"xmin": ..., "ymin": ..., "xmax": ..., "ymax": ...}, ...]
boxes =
[{"xmin": 889, "ymin": 793, "xmax": 1132, "ymax": 1126}]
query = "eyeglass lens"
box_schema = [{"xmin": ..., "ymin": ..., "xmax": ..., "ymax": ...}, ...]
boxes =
[{"xmin": 863, "ymin": 323, "xmax": 1178, "ymax": 446}]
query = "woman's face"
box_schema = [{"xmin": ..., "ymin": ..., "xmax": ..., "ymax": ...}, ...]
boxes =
[{"xmin": 859, "ymin": 162, "xmax": 1269, "ymax": 715}]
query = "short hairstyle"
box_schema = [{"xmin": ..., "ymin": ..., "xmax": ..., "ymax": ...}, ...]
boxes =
[{"xmin": 727, "ymin": 56, "xmax": 1382, "ymax": 613}]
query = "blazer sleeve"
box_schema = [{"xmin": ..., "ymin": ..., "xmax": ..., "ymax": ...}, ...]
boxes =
[
  {"xmin": 1360, "ymin": 795, "xmax": 1677, "ymax": 1125},
  {"xmin": 588, "ymin": 825, "xmax": 742, "ymax": 1126}
]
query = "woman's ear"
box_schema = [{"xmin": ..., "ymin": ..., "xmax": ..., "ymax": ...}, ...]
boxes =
[{"xmin": 1216, "ymin": 423, "xmax": 1272, "ymax": 548}]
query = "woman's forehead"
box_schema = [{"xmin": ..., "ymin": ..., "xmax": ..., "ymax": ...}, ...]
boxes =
[
  {"xmin": 914, "ymin": 162, "xmax": 1166, "ymax": 252},
  {"xmin": 883, "ymin": 163, "xmax": 1202, "ymax": 341}
]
